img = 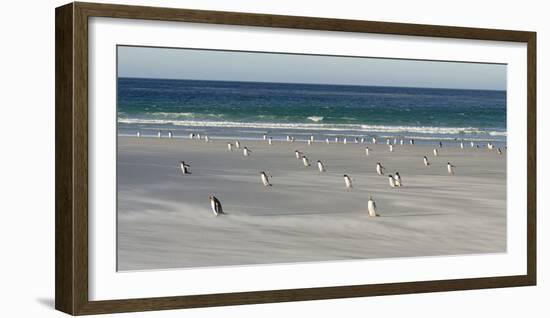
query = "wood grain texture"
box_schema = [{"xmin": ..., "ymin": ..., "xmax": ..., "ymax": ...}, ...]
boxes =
[{"xmin": 55, "ymin": 1, "xmax": 537, "ymax": 315}]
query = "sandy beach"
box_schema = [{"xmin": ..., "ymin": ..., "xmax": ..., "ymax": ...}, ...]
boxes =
[{"xmin": 117, "ymin": 136, "xmax": 506, "ymax": 271}]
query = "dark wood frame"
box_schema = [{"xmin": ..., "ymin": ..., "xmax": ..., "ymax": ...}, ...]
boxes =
[{"xmin": 55, "ymin": 1, "xmax": 537, "ymax": 315}]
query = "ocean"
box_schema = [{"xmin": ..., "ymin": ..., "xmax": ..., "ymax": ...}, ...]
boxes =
[{"xmin": 117, "ymin": 77, "xmax": 507, "ymax": 145}]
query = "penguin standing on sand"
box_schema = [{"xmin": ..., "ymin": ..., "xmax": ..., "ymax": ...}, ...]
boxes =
[
  {"xmin": 243, "ymin": 147, "xmax": 252, "ymax": 157},
  {"xmin": 197, "ymin": 133, "xmax": 201, "ymax": 140},
  {"xmin": 470, "ymin": 141, "xmax": 475, "ymax": 148},
  {"xmin": 291, "ymin": 136, "xmax": 295, "ymax": 143},
  {"xmin": 235, "ymin": 140, "xmax": 241, "ymax": 149},
  {"xmin": 389, "ymin": 144, "xmax": 394, "ymax": 152},
  {"xmin": 326, "ymin": 138, "xmax": 330, "ymax": 144},
  {"xmin": 268, "ymin": 137, "xmax": 273, "ymax": 145},
  {"xmin": 410, "ymin": 139, "xmax": 415, "ymax": 145},
  {"xmin": 394, "ymin": 172, "xmax": 402, "ymax": 187},
  {"xmin": 460, "ymin": 141, "xmax": 464, "ymax": 149},
  {"xmin": 388, "ymin": 174, "xmax": 396, "ymax": 187},
  {"xmin": 204, "ymin": 135, "xmax": 209, "ymax": 142},
  {"xmin": 343, "ymin": 138, "xmax": 347, "ymax": 144},
  {"xmin": 227, "ymin": 143, "xmax": 233, "ymax": 151},
  {"xmin": 400, "ymin": 139, "xmax": 404, "ymax": 146},
  {"xmin": 367, "ymin": 196, "xmax": 379, "ymax": 217},
  {"xmin": 136, "ymin": 131, "xmax": 141, "ymax": 138},
  {"xmin": 157, "ymin": 130, "xmax": 162, "ymax": 138},
  {"xmin": 263, "ymin": 134, "xmax": 267, "ymax": 140},
  {"xmin": 209, "ymin": 195, "xmax": 224, "ymax": 216},
  {"xmin": 376, "ymin": 162, "xmax": 385, "ymax": 175},
  {"xmin": 260, "ymin": 171, "xmax": 272, "ymax": 187},
  {"xmin": 335, "ymin": 137, "xmax": 339, "ymax": 143},
  {"xmin": 307, "ymin": 140, "xmax": 312, "ymax": 146},
  {"xmin": 365, "ymin": 147, "xmax": 371, "ymax": 156},
  {"xmin": 286, "ymin": 135, "xmax": 291, "ymax": 142},
  {"xmin": 302, "ymin": 156, "xmax": 311, "ymax": 167},
  {"xmin": 355, "ymin": 137, "xmax": 359, "ymax": 144},
  {"xmin": 447, "ymin": 162, "xmax": 456, "ymax": 175},
  {"xmin": 497, "ymin": 147, "xmax": 503, "ymax": 155},
  {"xmin": 189, "ymin": 133, "xmax": 194, "ymax": 139},
  {"xmin": 310, "ymin": 135, "xmax": 315, "ymax": 142},
  {"xmin": 168, "ymin": 131, "xmax": 173, "ymax": 138},
  {"xmin": 179, "ymin": 161, "xmax": 191, "ymax": 175},
  {"xmin": 423, "ymin": 156, "xmax": 430, "ymax": 166},
  {"xmin": 433, "ymin": 148, "xmax": 439, "ymax": 156},
  {"xmin": 439, "ymin": 141, "xmax": 443, "ymax": 148},
  {"xmin": 386, "ymin": 139, "xmax": 391, "ymax": 145},
  {"xmin": 344, "ymin": 174, "xmax": 353, "ymax": 189},
  {"xmin": 317, "ymin": 160, "xmax": 326, "ymax": 172},
  {"xmin": 295, "ymin": 150, "xmax": 302, "ymax": 159},
  {"xmin": 372, "ymin": 137, "xmax": 377, "ymax": 144},
  {"xmin": 361, "ymin": 137, "xmax": 365, "ymax": 143}
]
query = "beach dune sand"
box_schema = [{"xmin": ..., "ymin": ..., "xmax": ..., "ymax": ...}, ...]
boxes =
[{"xmin": 117, "ymin": 136, "xmax": 506, "ymax": 271}]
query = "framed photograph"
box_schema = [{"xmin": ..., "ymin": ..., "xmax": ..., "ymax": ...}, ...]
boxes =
[{"xmin": 55, "ymin": 2, "xmax": 536, "ymax": 315}]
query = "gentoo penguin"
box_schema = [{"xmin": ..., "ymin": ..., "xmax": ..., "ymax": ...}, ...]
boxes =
[
  {"xmin": 367, "ymin": 196, "xmax": 379, "ymax": 217},
  {"xmin": 497, "ymin": 147, "xmax": 503, "ymax": 155},
  {"xmin": 179, "ymin": 161, "xmax": 191, "ymax": 175},
  {"xmin": 209, "ymin": 195, "xmax": 224, "ymax": 216},
  {"xmin": 389, "ymin": 144, "xmax": 394, "ymax": 152},
  {"xmin": 290, "ymin": 136, "xmax": 295, "ymax": 143},
  {"xmin": 189, "ymin": 133, "xmax": 194, "ymax": 139},
  {"xmin": 307, "ymin": 140, "xmax": 312, "ymax": 146},
  {"xmin": 355, "ymin": 137, "xmax": 359, "ymax": 144},
  {"xmin": 302, "ymin": 156, "xmax": 311, "ymax": 167},
  {"xmin": 433, "ymin": 148, "xmax": 439, "ymax": 156},
  {"xmin": 394, "ymin": 172, "xmax": 402, "ymax": 187},
  {"xmin": 400, "ymin": 139, "xmax": 404, "ymax": 146},
  {"xmin": 310, "ymin": 135, "xmax": 315, "ymax": 142},
  {"xmin": 136, "ymin": 131, "xmax": 141, "ymax": 138},
  {"xmin": 343, "ymin": 174, "xmax": 353, "ymax": 189},
  {"xmin": 343, "ymin": 138, "xmax": 347, "ymax": 144},
  {"xmin": 235, "ymin": 140, "xmax": 241, "ymax": 149},
  {"xmin": 243, "ymin": 147, "xmax": 252, "ymax": 157},
  {"xmin": 386, "ymin": 138, "xmax": 391, "ymax": 145},
  {"xmin": 365, "ymin": 147, "xmax": 371, "ymax": 156},
  {"xmin": 460, "ymin": 141, "xmax": 464, "ymax": 149},
  {"xmin": 447, "ymin": 162, "xmax": 456, "ymax": 175},
  {"xmin": 335, "ymin": 137, "xmax": 339, "ymax": 143},
  {"xmin": 260, "ymin": 171, "xmax": 272, "ymax": 187},
  {"xmin": 317, "ymin": 160, "xmax": 326, "ymax": 172},
  {"xmin": 423, "ymin": 156, "xmax": 430, "ymax": 166},
  {"xmin": 410, "ymin": 139, "xmax": 415, "ymax": 145},
  {"xmin": 227, "ymin": 143, "xmax": 233, "ymax": 151},
  {"xmin": 157, "ymin": 130, "xmax": 162, "ymax": 138},
  {"xmin": 295, "ymin": 150, "xmax": 302, "ymax": 159},
  {"xmin": 372, "ymin": 137, "xmax": 377, "ymax": 144},
  {"xmin": 268, "ymin": 137, "xmax": 273, "ymax": 145},
  {"xmin": 262, "ymin": 134, "xmax": 267, "ymax": 140},
  {"xmin": 376, "ymin": 162, "xmax": 385, "ymax": 175},
  {"xmin": 204, "ymin": 135, "xmax": 209, "ymax": 142},
  {"xmin": 388, "ymin": 174, "xmax": 396, "ymax": 187},
  {"xmin": 168, "ymin": 131, "xmax": 173, "ymax": 138},
  {"xmin": 361, "ymin": 137, "xmax": 365, "ymax": 143},
  {"xmin": 487, "ymin": 142, "xmax": 494, "ymax": 150},
  {"xmin": 470, "ymin": 141, "xmax": 475, "ymax": 148},
  {"xmin": 438, "ymin": 141, "xmax": 443, "ymax": 148},
  {"xmin": 286, "ymin": 135, "xmax": 291, "ymax": 142},
  {"xmin": 325, "ymin": 138, "xmax": 330, "ymax": 144},
  {"xmin": 197, "ymin": 133, "xmax": 201, "ymax": 140},
  {"xmin": 393, "ymin": 138, "xmax": 397, "ymax": 145}
]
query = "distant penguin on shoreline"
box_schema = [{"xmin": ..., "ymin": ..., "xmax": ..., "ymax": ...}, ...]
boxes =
[
  {"xmin": 136, "ymin": 131, "xmax": 141, "ymax": 138},
  {"xmin": 388, "ymin": 174, "xmax": 396, "ymax": 187},
  {"xmin": 423, "ymin": 156, "xmax": 430, "ymax": 166},
  {"xmin": 447, "ymin": 162, "xmax": 456, "ymax": 175},
  {"xmin": 179, "ymin": 161, "xmax": 191, "ymax": 175},
  {"xmin": 367, "ymin": 196, "xmax": 379, "ymax": 217},
  {"xmin": 209, "ymin": 195, "xmax": 224, "ymax": 216},
  {"xmin": 243, "ymin": 147, "xmax": 252, "ymax": 157},
  {"xmin": 227, "ymin": 142, "xmax": 233, "ymax": 151},
  {"xmin": 433, "ymin": 148, "xmax": 439, "ymax": 156},
  {"xmin": 168, "ymin": 131, "xmax": 173, "ymax": 138},
  {"xmin": 157, "ymin": 130, "xmax": 162, "ymax": 138},
  {"xmin": 344, "ymin": 174, "xmax": 353, "ymax": 189},
  {"xmin": 394, "ymin": 172, "xmax": 402, "ymax": 187},
  {"xmin": 317, "ymin": 160, "xmax": 326, "ymax": 172},
  {"xmin": 302, "ymin": 156, "xmax": 311, "ymax": 167},
  {"xmin": 295, "ymin": 150, "xmax": 302, "ymax": 159},
  {"xmin": 235, "ymin": 140, "xmax": 241, "ymax": 149},
  {"xmin": 376, "ymin": 162, "xmax": 385, "ymax": 175},
  {"xmin": 260, "ymin": 171, "xmax": 272, "ymax": 187},
  {"xmin": 365, "ymin": 147, "xmax": 371, "ymax": 156}
]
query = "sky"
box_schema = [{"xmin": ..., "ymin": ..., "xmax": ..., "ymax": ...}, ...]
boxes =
[{"xmin": 117, "ymin": 46, "xmax": 506, "ymax": 90}]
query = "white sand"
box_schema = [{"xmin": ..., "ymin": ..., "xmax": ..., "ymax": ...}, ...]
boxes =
[{"xmin": 117, "ymin": 136, "xmax": 506, "ymax": 270}]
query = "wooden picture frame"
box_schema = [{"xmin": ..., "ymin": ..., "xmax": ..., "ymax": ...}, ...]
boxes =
[{"xmin": 55, "ymin": 2, "xmax": 536, "ymax": 315}]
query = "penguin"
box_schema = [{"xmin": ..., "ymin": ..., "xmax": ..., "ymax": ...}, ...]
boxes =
[
  {"xmin": 367, "ymin": 196, "xmax": 379, "ymax": 217},
  {"xmin": 335, "ymin": 137, "xmax": 339, "ymax": 143},
  {"xmin": 389, "ymin": 144, "xmax": 394, "ymax": 152},
  {"xmin": 460, "ymin": 141, "xmax": 464, "ymax": 149},
  {"xmin": 354, "ymin": 137, "xmax": 359, "ymax": 144},
  {"xmin": 310, "ymin": 135, "xmax": 315, "ymax": 142},
  {"xmin": 376, "ymin": 162, "xmax": 385, "ymax": 175},
  {"xmin": 388, "ymin": 174, "xmax": 396, "ymax": 187},
  {"xmin": 497, "ymin": 147, "xmax": 503, "ymax": 155},
  {"xmin": 372, "ymin": 137, "xmax": 377, "ymax": 144},
  {"xmin": 235, "ymin": 140, "xmax": 241, "ymax": 149},
  {"xmin": 168, "ymin": 131, "xmax": 173, "ymax": 139},
  {"xmin": 295, "ymin": 150, "xmax": 302, "ymax": 159},
  {"xmin": 317, "ymin": 160, "xmax": 326, "ymax": 172},
  {"xmin": 423, "ymin": 156, "xmax": 430, "ymax": 166},
  {"xmin": 343, "ymin": 174, "xmax": 353, "ymax": 189},
  {"xmin": 470, "ymin": 141, "xmax": 475, "ymax": 148},
  {"xmin": 209, "ymin": 195, "xmax": 224, "ymax": 216},
  {"xmin": 433, "ymin": 148, "xmax": 439, "ymax": 156},
  {"xmin": 157, "ymin": 130, "xmax": 162, "ymax": 138},
  {"xmin": 487, "ymin": 142, "xmax": 494, "ymax": 150},
  {"xmin": 361, "ymin": 137, "xmax": 365, "ymax": 143},
  {"xmin": 179, "ymin": 161, "xmax": 191, "ymax": 175},
  {"xmin": 365, "ymin": 147, "xmax": 371, "ymax": 156},
  {"xmin": 386, "ymin": 138, "xmax": 391, "ymax": 145},
  {"xmin": 438, "ymin": 141, "xmax": 443, "ymax": 148},
  {"xmin": 307, "ymin": 140, "xmax": 312, "ymax": 146},
  {"xmin": 189, "ymin": 133, "xmax": 194, "ymax": 139},
  {"xmin": 204, "ymin": 135, "xmax": 209, "ymax": 142},
  {"xmin": 286, "ymin": 135, "xmax": 291, "ymax": 142},
  {"xmin": 243, "ymin": 147, "xmax": 252, "ymax": 157},
  {"xmin": 325, "ymin": 138, "xmax": 330, "ymax": 144},
  {"xmin": 227, "ymin": 143, "xmax": 233, "ymax": 151},
  {"xmin": 393, "ymin": 138, "xmax": 398, "ymax": 145},
  {"xmin": 262, "ymin": 134, "xmax": 267, "ymax": 140},
  {"xmin": 410, "ymin": 139, "xmax": 415, "ymax": 145},
  {"xmin": 197, "ymin": 133, "xmax": 201, "ymax": 140},
  {"xmin": 136, "ymin": 131, "xmax": 141, "ymax": 138},
  {"xmin": 447, "ymin": 162, "xmax": 456, "ymax": 175},
  {"xmin": 394, "ymin": 172, "xmax": 402, "ymax": 187},
  {"xmin": 302, "ymin": 156, "xmax": 311, "ymax": 167},
  {"xmin": 260, "ymin": 171, "xmax": 272, "ymax": 187},
  {"xmin": 343, "ymin": 138, "xmax": 347, "ymax": 144},
  {"xmin": 268, "ymin": 137, "xmax": 273, "ymax": 145},
  {"xmin": 290, "ymin": 136, "xmax": 295, "ymax": 143},
  {"xmin": 400, "ymin": 139, "xmax": 404, "ymax": 146}
]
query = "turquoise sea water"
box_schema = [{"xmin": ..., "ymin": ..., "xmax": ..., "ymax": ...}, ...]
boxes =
[{"xmin": 117, "ymin": 77, "xmax": 506, "ymax": 145}]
